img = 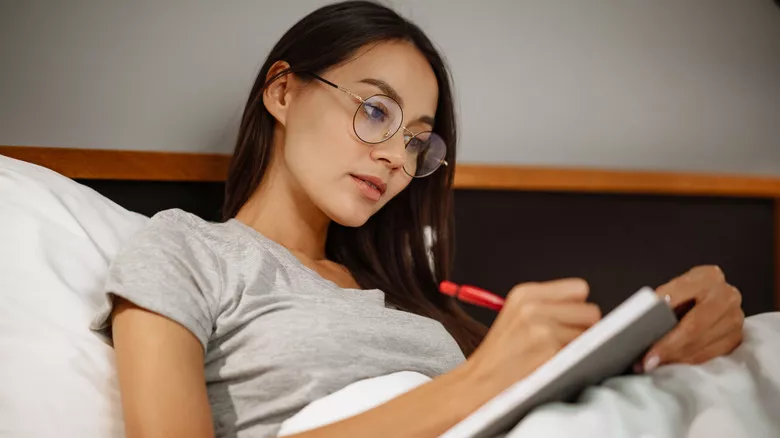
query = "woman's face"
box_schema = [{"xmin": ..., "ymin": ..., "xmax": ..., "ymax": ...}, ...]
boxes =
[{"xmin": 279, "ymin": 41, "xmax": 440, "ymax": 227}]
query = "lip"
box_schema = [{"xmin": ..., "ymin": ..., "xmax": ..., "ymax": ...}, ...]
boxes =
[{"xmin": 350, "ymin": 174, "xmax": 387, "ymax": 195}]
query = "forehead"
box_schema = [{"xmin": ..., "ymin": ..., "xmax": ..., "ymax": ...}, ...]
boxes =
[{"xmin": 328, "ymin": 41, "xmax": 439, "ymax": 122}]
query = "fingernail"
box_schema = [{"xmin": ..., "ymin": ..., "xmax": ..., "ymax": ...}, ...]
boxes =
[{"xmin": 644, "ymin": 354, "xmax": 660, "ymax": 372}]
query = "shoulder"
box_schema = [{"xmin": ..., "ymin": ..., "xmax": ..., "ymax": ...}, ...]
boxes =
[
  {"xmin": 113, "ymin": 209, "xmax": 225, "ymax": 270},
  {"xmin": 132, "ymin": 209, "xmax": 225, "ymax": 249},
  {"xmin": 123, "ymin": 209, "xmax": 278, "ymax": 268},
  {"xmin": 145, "ymin": 208, "xmax": 212, "ymax": 236}
]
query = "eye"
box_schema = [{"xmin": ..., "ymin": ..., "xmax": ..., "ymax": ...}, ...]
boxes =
[
  {"xmin": 406, "ymin": 136, "xmax": 426, "ymax": 153},
  {"xmin": 360, "ymin": 101, "xmax": 389, "ymax": 123}
]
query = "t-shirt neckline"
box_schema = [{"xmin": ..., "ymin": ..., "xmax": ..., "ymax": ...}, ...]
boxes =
[{"xmin": 226, "ymin": 218, "xmax": 385, "ymax": 302}]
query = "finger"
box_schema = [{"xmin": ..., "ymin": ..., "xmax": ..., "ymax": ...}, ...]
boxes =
[
  {"xmin": 687, "ymin": 265, "xmax": 726, "ymax": 283},
  {"xmin": 528, "ymin": 302, "xmax": 602, "ymax": 328},
  {"xmin": 656, "ymin": 265, "xmax": 724, "ymax": 309},
  {"xmin": 641, "ymin": 306, "xmax": 735, "ymax": 372},
  {"xmin": 655, "ymin": 278, "xmax": 698, "ymax": 310},
  {"xmin": 700, "ymin": 304, "xmax": 745, "ymax": 343},
  {"xmin": 643, "ymin": 289, "xmax": 733, "ymax": 368},
  {"xmin": 682, "ymin": 283, "xmax": 742, "ymax": 343},
  {"xmin": 510, "ymin": 278, "xmax": 590, "ymax": 304},
  {"xmin": 550, "ymin": 323, "xmax": 587, "ymax": 347},
  {"xmin": 675, "ymin": 331, "xmax": 742, "ymax": 365},
  {"xmin": 656, "ymin": 275, "xmax": 701, "ymax": 310},
  {"xmin": 683, "ymin": 306, "xmax": 745, "ymax": 363}
]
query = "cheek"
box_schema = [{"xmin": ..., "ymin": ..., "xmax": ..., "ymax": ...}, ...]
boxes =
[{"xmin": 285, "ymin": 96, "xmax": 361, "ymax": 169}]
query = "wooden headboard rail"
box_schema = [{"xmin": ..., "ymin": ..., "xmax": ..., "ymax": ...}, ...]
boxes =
[{"xmin": 3, "ymin": 146, "xmax": 780, "ymax": 198}]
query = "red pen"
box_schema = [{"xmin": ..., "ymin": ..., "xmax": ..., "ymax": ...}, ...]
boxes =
[{"xmin": 439, "ymin": 281, "xmax": 505, "ymax": 311}]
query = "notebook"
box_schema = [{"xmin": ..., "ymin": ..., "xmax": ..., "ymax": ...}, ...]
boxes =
[{"xmin": 442, "ymin": 287, "xmax": 678, "ymax": 438}]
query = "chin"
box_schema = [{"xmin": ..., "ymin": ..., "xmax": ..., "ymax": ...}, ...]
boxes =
[
  {"xmin": 331, "ymin": 215, "xmax": 370, "ymax": 228},
  {"xmin": 328, "ymin": 208, "xmax": 373, "ymax": 228},
  {"xmin": 322, "ymin": 198, "xmax": 379, "ymax": 228}
]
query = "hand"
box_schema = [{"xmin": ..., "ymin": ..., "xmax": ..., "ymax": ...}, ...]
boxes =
[
  {"xmin": 466, "ymin": 279, "xmax": 601, "ymax": 392},
  {"xmin": 639, "ymin": 265, "xmax": 744, "ymax": 373}
]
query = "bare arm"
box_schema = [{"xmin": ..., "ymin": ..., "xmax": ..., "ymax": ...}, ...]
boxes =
[
  {"xmin": 112, "ymin": 279, "xmax": 598, "ymax": 438},
  {"xmin": 112, "ymin": 298, "xmax": 215, "ymax": 438}
]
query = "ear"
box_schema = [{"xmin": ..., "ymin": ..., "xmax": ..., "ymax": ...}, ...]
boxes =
[{"xmin": 262, "ymin": 60, "xmax": 295, "ymax": 127}]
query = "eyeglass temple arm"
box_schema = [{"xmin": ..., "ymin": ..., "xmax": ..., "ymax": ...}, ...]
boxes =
[{"xmin": 305, "ymin": 72, "xmax": 364, "ymax": 103}]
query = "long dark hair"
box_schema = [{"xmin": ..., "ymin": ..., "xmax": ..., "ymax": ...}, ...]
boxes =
[{"xmin": 222, "ymin": 0, "xmax": 486, "ymax": 355}]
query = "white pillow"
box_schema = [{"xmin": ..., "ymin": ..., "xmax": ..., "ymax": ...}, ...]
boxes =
[{"xmin": 0, "ymin": 154, "xmax": 147, "ymax": 438}]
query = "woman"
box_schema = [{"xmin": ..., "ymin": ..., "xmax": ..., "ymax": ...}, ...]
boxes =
[{"xmin": 94, "ymin": 2, "xmax": 745, "ymax": 437}]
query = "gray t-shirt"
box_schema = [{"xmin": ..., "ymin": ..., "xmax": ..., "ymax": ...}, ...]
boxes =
[{"xmin": 92, "ymin": 209, "xmax": 465, "ymax": 437}]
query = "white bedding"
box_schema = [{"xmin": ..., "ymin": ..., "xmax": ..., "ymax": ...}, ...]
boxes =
[
  {"xmin": 1, "ymin": 155, "xmax": 147, "ymax": 438},
  {"xmin": 504, "ymin": 312, "xmax": 780, "ymax": 438},
  {"xmin": 280, "ymin": 313, "xmax": 780, "ymax": 438}
]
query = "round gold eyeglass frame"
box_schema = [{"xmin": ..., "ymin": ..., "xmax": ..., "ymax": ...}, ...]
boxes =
[{"xmin": 304, "ymin": 72, "xmax": 449, "ymax": 178}]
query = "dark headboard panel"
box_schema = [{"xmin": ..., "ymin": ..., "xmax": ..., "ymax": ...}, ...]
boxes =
[
  {"xmin": 79, "ymin": 179, "xmax": 226, "ymax": 222},
  {"xmin": 78, "ymin": 179, "xmax": 776, "ymax": 327},
  {"xmin": 451, "ymin": 190, "xmax": 774, "ymax": 326}
]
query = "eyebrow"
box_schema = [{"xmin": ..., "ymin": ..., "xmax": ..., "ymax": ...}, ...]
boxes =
[{"xmin": 358, "ymin": 78, "xmax": 435, "ymax": 127}]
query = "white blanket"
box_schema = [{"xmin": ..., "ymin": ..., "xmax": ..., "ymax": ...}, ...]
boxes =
[
  {"xmin": 279, "ymin": 313, "xmax": 780, "ymax": 438},
  {"xmin": 505, "ymin": 312, "xmax": 780, "ymax": 438}
]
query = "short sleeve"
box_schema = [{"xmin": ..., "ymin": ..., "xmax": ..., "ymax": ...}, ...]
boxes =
[{"xmin": 91, "ymin": 210, "xmax": 223, "ymax": 350}]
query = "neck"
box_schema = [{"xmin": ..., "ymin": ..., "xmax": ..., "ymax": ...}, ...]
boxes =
[{"xmin": 235, "ymin": 146, "xmax": 330, "ymax": 261}]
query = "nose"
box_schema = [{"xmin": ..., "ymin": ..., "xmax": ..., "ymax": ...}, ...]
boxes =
[{"xmin": 369, "ymin": 132, "xmax": 406, "ymax": 170}]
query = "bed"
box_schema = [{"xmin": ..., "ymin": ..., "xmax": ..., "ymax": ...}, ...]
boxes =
[{"xmin": 2, "ymin": 146, "xmax": 780, "ymax": 438}]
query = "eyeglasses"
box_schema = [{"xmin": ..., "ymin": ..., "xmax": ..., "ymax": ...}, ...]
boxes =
[{"xmin": 305, "ymin": 72, "xmax": 448, "ymax": 178}]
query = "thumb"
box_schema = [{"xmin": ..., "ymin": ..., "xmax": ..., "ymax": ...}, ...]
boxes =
[
  {"xmin": 640, "ymin": 350, "xmax": 662, "ymax": 374},
  {"xmin": 641, "ymin": 328, "xmax": 685, "ymax": 372}
]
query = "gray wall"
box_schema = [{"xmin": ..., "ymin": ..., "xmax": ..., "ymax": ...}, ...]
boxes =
[{"xmin": 1, "ymin": 0, "xmax": 779, "ymax": 175}]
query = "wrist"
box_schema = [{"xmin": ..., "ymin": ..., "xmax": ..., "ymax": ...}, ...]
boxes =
[{"xmin": 444, "ymin": 359, "xmax": 505, "ymax": 419}]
